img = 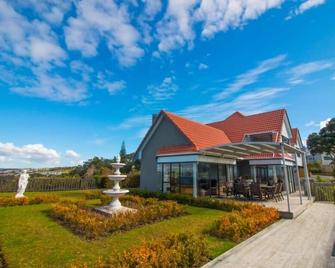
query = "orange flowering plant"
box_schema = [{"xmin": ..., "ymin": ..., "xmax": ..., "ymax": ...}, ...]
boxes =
[
  {"xmin": 49, "ymin": 197, "xmax": 186, "ymax": 239},
  {"xmin": 209, "ymin": 204, "xmax": 279, "ymax": 242},
  {"xmin": 0, "ymin": 194, "xmax": 60, "ymax": 207},
  {"xmin": 70, "ymin": 233, "xmax": 209, "ymax": 268}
]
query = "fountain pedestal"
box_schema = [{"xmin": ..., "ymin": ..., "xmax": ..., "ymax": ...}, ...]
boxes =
[{"xmin": 96, "ymin": 156, "xmax": 136, "ymax": 215}]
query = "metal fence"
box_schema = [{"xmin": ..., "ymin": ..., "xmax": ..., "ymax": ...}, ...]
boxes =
[
  {"xmin": 311, "ymin": 181, "xmax": 335, "ymax": 203},
  {"xmin": 0, "ymin": 177, "xmax": 97, "ymax": 192}
]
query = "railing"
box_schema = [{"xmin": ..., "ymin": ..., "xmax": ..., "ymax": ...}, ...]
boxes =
[
  {"xmin": 311, "ymin": 181, "xmax": 335, "ymax": 203},
  {"xmin": 0, "ymin": 178, "xmax": 97, "ymax": 192}
]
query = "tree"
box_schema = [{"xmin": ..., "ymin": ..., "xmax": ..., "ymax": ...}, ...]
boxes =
[
  {"xmin": 307, "ymin": 118, "xmax": 335, "ymax": 177},
  {"xmin": 119, "ymin": 141, "xmax": 127, "ymax": 162}
]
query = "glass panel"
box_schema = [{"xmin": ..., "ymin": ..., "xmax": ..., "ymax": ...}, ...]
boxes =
[
  {"xmin": 170, "ymin": 164, "xmax": 180, "ymax": 193},
  {"xmin": 163, "ymin": 163, "xmax": 170, "ymax": 192},
  {"xmin": 157, "ymin": 163, "xmax": 162, "ymax": 190},
  {"xmin": 198, "ymin": 163, "xmax": 210, "ymax": 194},
  {"xmin": 180, "ymin": 163, "xmax": 193, "ymax": 195}
]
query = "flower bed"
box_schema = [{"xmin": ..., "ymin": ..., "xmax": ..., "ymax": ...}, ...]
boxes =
[
  {"xmin": 208, "ymin": 205, "xmax": 279, "ymax": 242},
  {"xmin": 71, "ymin": 233, "xmax": 209, "ymax": 268},
  {"xmin": 129, "ymin": 189, "xmax": 258, "ymax": 212},
  {"xmin": 0, "ymin": 194, "xmax": 60, "ymax": 207},
  {"xmin": 49, "ymin": 197, "xmax": 186, "ymax": 239}
]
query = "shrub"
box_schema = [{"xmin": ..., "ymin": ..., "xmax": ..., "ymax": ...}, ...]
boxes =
[
  {"xmin": 0, "ymin": 195, "xmax": 60, "ymax": 207},
  {"xmin": 70, "ymin": 233, "xmax": 209, "ymax": 268},
  {"xmin": 130, "ymin": 189, "xmax": 257, "ymax": 212},
  {"xmin": 49, "ymin": 198, "xmax": 186, "ymax": 239},
  {"xmin": 209, "ymin": 205, "xmax": 279, "ymax": 242}
]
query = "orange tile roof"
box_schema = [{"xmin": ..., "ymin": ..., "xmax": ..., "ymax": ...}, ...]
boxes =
[
  {"xmin": 290, "ymin": 128, "xmax": 298, "ymax": 145},
  {"xmin": 207, "ymin": 109, "xmax": 286, "ymax": 143},
  {"xmin": 162, "ymin": 111, "xmax": 231, "ymax": 151}
]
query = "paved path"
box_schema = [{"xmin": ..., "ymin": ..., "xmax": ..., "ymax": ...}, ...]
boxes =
[{"xmin": 204, "ymin": 202, "xmax": 335, "ymax": 268}]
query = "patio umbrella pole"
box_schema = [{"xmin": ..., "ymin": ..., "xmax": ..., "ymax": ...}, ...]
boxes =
[{"xmin": 281, "ymin": 143, "xmax": 291, "ymax": 213}]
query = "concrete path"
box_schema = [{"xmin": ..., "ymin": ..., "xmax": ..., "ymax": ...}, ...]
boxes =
[{"xmin": 204, "ymin": 202, "xmax": 335, "ymax": 268}]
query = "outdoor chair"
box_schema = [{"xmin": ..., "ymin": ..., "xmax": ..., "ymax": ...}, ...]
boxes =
[
  {"xmin": 225, "ymin": 182, "xmax": 233, "ymax": 196},
  {"xmin": 265, "ymin": 184, "xmax": 277, "ymax": 202},
  {"xmin": 250, "ymin": 182, "xmax": 265, "ymax": 200},
  {"xmin": 275, "ymin": 183, "xmax": 284, "ymax": 201}
]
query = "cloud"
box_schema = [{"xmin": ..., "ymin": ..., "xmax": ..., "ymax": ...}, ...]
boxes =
[
  {"xmin": 214, "ymin": 54, "xmax": 287, "ymax": 100},
  {"xmin": 11, "ymin": 68, "xmax": 88, "ymax": 103},
  {"xmin": 0, "ymin": 142, "xmax": 60, "ymax": 165},
  {"xmin": 65, "ymin": 0, "xmax": 144, "ymax": 66},
  {"xmin": 65, "ymin": 150, "xmax": 80, "ymax": 158},
  {"xmin": 198, "ymin": 63, "xmax": 208, "ymax": 70},
  {"xmin": 0, "ymin": 1, "xmax": 66, "ymax": 65},
  {"xmin": 155, "ymin": 0, "xmax": 284, "ymax": 53},
  {"xmin": 320, "ymin": 118, "xmax": 331, "ymax": 129},
  {"xmin": 116, "ymin": 115, "xmax": 151, "ymax": 130},
  {"xmin": 142, "ymin": 76, "xmax": 179, "ymax": 104},
  {"xmin": 196, "ymin": 0, "xmax": 284, "ymax": 39},
  {"xmin": 96, "ymin": 72, "xmax": 126, "ymax": 95},
  {"xmin": 287, "ymin": 60, "xmax": 333, "ymax": 85},
  {"xmin": 290, "ymin": 0, "xmax": 326, "ymax": 18},
  {"xmin": 180, "ymin": 87, "xmax": 288, "ymax": 122},
  {"xmin": 305, "ymin": 118, "xmax": 331, "ymax": 129},
  {"xmin": 13, "ymin": 0, "xmax": 72, "ymax": 25}
]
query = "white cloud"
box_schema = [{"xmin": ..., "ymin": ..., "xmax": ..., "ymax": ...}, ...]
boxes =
[
  {"xmin": 0, "ymin": 1, "xmax": 66, "ymax": 64},
  {"xmin": 180, "ymin": 87, "xmax": 288, "ymax": 122},
  {"xmin": 11, "ymin": 68, "xmax": 88, "ymax": 103},
  {"xmin": 142, "ymin": 76, "xmax": 179, "ymax": 104},
  {"xmin": 214, "ymin": 54, "xmax": 286, "ymax": 100},
  {"xmin": 65, "ymin": 150, "xmax": 80, "ymax": 158},
  {"xmin": 320, "ymin": 118, "xmax": 331, "ymax": 129},
  {"xmin": 14, "ymin": 0, "xmax": 72, "ymax": 25},
  {"xmin": 0, "ymin": 142, "xmax": 60, "ymax": 166},
  {"xmin": 198, "ymin": 63, "xmax": 208, "ymax": 70},
  {"xmin": 116, "ymin": 115, "xmax": 151, "ymax": 129},
  {"xmin": 305, "ymin": 118, "xmax": 331, "ymax": 129},
  {"xmin": 196, "ymin": 0, "xmax": 284, "ymax": 38},
  {"xmin": 65, "ymin": 0, "xmax": 144, "ymax": 66},
  {"xmin": 156, "ymin": 0, "xmax": 197, "ymax": 53},
  {"xmin": 287, "ymin": 60, "xmax": 333, "ymax": 85},
  {"xmin": 291, "ymin": 0, "xmax": 326, "ymax": 17},
  {"xmin": 96, "ymin": 72, "xmax": 126, "ymax": 95},
  {"xmin": 305, "ymin": 120, "xmax": 319, "ymax": 127}
]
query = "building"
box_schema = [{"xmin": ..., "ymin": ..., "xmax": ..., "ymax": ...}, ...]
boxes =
[{"xmin": 135, "ymin": 109, "xmax": 306, "ymax": 197}]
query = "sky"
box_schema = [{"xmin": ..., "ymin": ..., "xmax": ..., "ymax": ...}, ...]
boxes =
[{"xmin": 0, "ymin": 0, "xmax": 334, "ymax": 168}]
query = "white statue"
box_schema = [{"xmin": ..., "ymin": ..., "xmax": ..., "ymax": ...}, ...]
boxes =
[{"xmin": 15, "ymin": 170, "xmax": 29, "ymax": 198}]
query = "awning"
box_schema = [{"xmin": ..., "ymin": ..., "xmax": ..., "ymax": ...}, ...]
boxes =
[{"xmin": 200, "ymin": 142, "xmax": 304, "ymax": 159}]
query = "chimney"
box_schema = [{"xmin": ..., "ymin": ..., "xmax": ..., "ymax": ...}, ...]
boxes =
[{"xmin": 152, "ymin": 113, "xmax": 158, "ymax": 125}]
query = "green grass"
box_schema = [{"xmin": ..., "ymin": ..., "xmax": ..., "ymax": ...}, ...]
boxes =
[{"xmin": 0, "ymin": 191, "xmax": 235, "ymax": 267}]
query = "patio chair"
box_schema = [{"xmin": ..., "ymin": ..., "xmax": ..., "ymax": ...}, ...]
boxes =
[
  {"xmin": 250, "ymin": 182, "xmax": 265, "ymax": 200},
  {"xmin": 265, "ymin": 184, "xmax": 277, "ymax": 202},
  {"xmin": 225, "ymin": 182, "xmax": 233, "ymax": 196},
  {"xmin": 275, "ymin": 183, "xmax": 284, "ymax": 201}
]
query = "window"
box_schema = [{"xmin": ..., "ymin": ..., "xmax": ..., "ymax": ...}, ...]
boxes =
[
  {"xmin": 170, "ymin": 164, "xmax": 180, "ymax": 193},
  {"xmin": 244, "ymin": 132, "xmax": 273, "ymax": 142},
  {"xmin": 180, "ymin": 163, "xmax": 193, "ymax": 195},
  {"xmin": 281, "ymin": 135, "xmax": 290, "ymax": 144},
  {"xmin": 163, "ymin": 164, "xmax": 170, "ymax": 192}
]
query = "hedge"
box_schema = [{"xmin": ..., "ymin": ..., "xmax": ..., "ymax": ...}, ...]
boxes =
[
  {"xmin": 70, "ymin": 233, "xmax": 209, "ymax": 268},
  {"xmin": 129, "ymin": 189, "xmax": 258, "ymax": 212},
  {"xmin": 209, "ymin": 205, "xmax": 279, "ymax": 242},
  {"xmin": 0, "ymin": 194, "xmax": 60, "ymax": 207}
]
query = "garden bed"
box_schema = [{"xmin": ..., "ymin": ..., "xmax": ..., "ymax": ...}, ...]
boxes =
[
  {"xmin": 0, "ymin": 194, "xmax": 60, "ymax": 207},
  {"xmin": 0, "ymin": 244, "xmax": 7, "ymax": 268},
  {"xmin": 49, "ymin": 196, "xmax": 186, "ymax": 239}
]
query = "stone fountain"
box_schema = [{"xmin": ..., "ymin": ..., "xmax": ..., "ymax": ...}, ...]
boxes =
[{"xmin": 96, "ymin": 155, "xmax": 136, "ymax": 215}]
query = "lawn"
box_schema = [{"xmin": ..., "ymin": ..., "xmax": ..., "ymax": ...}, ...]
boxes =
[{"xmin": 0, "ymin": 190, "xmax": 235, "ymax": 267}]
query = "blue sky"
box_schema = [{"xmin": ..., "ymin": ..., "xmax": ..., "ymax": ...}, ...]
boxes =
[{"xmin": 0, "ymin": 0, "xmax": 334, "ymax": 168}]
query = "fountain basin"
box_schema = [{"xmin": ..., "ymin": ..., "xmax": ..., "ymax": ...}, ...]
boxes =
[
  {"xmin": 103, "ymin": 189, "xmax": 129, "ymax": 196},
  {"xmin": 107, "ymin": 175, "xmax": 127, "ymax": 181}
]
